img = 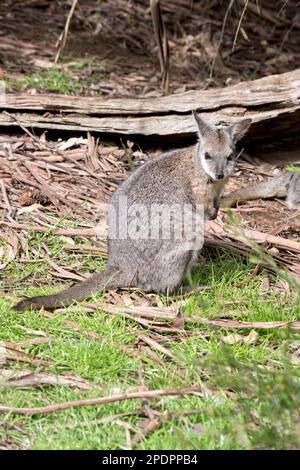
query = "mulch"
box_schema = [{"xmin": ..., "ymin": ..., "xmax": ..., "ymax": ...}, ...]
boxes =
[
  {"xmin": 0, "ymin": 133, "xmax": 299, "ymax": 287},
  {"xmin": 0, "ymin": 1, "xmax": 299, "ymax": 283}
]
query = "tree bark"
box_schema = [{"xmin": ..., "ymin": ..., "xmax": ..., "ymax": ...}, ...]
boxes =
[{"xmin": 1, "ymin": 69, "xmax": 300, "ymax": 140}]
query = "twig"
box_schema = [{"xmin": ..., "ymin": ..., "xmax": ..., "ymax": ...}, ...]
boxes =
[
  {"xmin": 137, "ymin": 332, "xmax": 175, "ymax": 360},
  {"xmin": 150, "ymin": 0, "xmax": 170, "ymax": 94},
  {"xmin": 210, "ymin": 0, "xmax": 234, "ymax": 77},
  {"xmin": 132, "ymin": 408, "xmax": 209, "ymax": 446},
  {"xmin": 0, "ymin": 179, "xmax": 12, "ymax": 216},
  {"xmin": 132, "ymin": 416, "xmax": 161, "ymax": 445},
  {"xmin": 2, "ymin": 111, "xmax": 61, "ymax": 154},
  {"xmin": 55, "ymin": 0, "xmax": 79, "ymax": 63},
  {"xmin": 0, "ymin": 386, "xmax": 201, "ymax": 415},
  {"xmin": 0, "ymin": 221, "xmax": 99, "ymax": 238},
  {"xmin": 232, "ymin": 227, "xmax": 300, "ymax": 254},
  {"xmin": 96, "ymin": 303, "xmax": 300, "ymax": 330},
  {"xmin": 3, "ymin": 342, "xmax": 53, "ymax": 366},
  {"xmin": 3, "ymin": 111, "xmax": 41, "ymax": 145},
  {"xmin": 233, "ymin": 0, "xmax": 249, "ymax": 51},
  {"xmin": 237, "ymin": 0, "xmax": 300, "ymax": 29}
]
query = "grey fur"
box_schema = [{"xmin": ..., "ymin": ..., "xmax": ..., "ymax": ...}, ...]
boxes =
[
  {"xmin": 13, "ymin": 112, "xmax": 250, "ymax": 311},
  {"xmin": 221, "ymin": 165, "xmax": 300, "ymax": 209},
  {"xmin": 287, "ymin": 168, "xmax": 300, "ymax": 209}
]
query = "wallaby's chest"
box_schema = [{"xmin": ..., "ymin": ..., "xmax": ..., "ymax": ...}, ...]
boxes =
[
  {"xmin": 190, "ymin": 173, "xmax": 226, "ymax": 220},
  {"xmin": 190, "ymin": 174, "xmax": 224, "ymax": 205}
]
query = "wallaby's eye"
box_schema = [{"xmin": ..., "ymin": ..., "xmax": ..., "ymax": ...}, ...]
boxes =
[{"xmin": 204, "ymin": 153, "xmax": 212, "ymax": 160}]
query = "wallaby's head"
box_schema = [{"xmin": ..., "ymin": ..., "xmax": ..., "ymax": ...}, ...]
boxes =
[{"xmin": 193, "ymin": 111, "xmax": 251, "ymax": 181}]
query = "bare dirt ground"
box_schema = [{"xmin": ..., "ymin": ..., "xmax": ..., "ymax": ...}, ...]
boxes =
[{"xmin": 2, "ymin": 1, "xmax": 300, "ymax": 96}]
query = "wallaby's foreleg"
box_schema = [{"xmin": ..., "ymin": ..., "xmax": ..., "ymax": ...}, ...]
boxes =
[{"xmin": 221, "ymin": 175, "xmax": 289, "ymax": 208}]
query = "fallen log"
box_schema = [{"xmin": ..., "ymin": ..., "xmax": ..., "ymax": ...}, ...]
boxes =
[{"xmin": 1, "ymin": 69, "xmax": 300, "ymax": 139}]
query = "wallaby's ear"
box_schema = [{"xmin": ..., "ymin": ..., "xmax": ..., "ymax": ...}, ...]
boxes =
[
  {"xmin": 229, "ymin": 119, "xmax": 251, "ymax": 143},
  {"xmin": 192, "ymin": 111, "xmax": 211, "ymax": 139}
]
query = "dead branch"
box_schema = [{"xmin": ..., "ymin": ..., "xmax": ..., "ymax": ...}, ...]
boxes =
[
  {"xmin": 55, "ymin": 0, "xmax": 79, "ymax": 63},
  {"xmin": 1, "ymin": 69, "xmax": 300, "ymax": 139},
  {"xmin": 0, "ymin": 386, "xmax": 201, "ymax": 415},
  {"xmin": 150, "ymin": 0, "xmax": 170, "ymax": 94}
]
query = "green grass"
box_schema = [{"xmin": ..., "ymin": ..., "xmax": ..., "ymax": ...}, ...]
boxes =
[
  {"xmin": 1, "ymin": 228, "xmax": 300, "ymax": 450},
  {"xmin": 6, "ymin": 65, "xmax": 106, "ymax": 95},
  {"xmin": 5, "ymin": 40, "xmax": 109, "ymax": 96},
  {"xmin": 5, "ymin": 70, "xmax": 74, "ymax": 94}
]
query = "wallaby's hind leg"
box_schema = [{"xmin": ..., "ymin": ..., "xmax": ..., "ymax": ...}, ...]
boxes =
[
  {"xmin": 221, "ymin": 175, "xmax": 289, "ymax": 208},
  {"xmin": 287, "ymin": 174, "xmax": 300, "ymax": 209}
]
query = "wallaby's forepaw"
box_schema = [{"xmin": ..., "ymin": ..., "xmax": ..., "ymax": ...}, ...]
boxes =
[
  {"xmin": 205, "ymin": 206, "xmax": 219, "ymax": 220},
  {"xmin": 220, "ymin": 195, "xmax": 236, "ymax": 208}
]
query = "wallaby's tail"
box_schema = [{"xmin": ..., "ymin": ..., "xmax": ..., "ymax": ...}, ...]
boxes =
[
  {"xmin": 221, "ymin": 175, "xmax": 289, "ymax": 208},
  {"xmin": 13, "ymin": 266, "xmax": 122, "ymax": 312}
]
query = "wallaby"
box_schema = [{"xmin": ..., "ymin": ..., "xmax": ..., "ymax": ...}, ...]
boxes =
[
  {"xmin": 221, "ymin": 165, "xmax": 300, "ymax": 209},
  {"xmin": 13, "ymin": 112, "xmax": 251, "ymax": 311}
]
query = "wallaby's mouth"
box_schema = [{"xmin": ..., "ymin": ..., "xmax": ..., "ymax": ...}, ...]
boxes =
[{"xmin": 208, "ymin": 173, "xmax": 226, "ymax": 183}]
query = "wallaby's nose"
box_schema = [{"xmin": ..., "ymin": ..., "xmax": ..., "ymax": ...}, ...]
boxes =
[{"xmin": 216, "ymin": 172, "xmax": 224, "ymax": 180}]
